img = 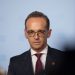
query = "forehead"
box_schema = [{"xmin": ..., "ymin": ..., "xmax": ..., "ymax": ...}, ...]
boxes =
[{"xmin": 26, "ymin": 17, "xmax": 47, "ymax": 30}]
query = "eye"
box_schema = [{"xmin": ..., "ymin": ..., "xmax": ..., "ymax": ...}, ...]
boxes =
[
  {"xmin": 38, "ymin": 30, "xmax": 46, "ymax": 34},
  {"xmin": 27, "ymin": 30, "xmax": 34, "ymax": 34}
]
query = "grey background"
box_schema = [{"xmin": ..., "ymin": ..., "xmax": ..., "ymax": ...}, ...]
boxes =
[{"xmin": 0, "ymin": 0, "xmax": 75, "ymax": 71}]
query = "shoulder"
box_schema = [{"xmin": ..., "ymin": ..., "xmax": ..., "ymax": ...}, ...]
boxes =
[
  {"xmin": 48, "ymin": 46, "xmax": 65, "ymax": 63},
  {"xmin": 9, "ymin": 50, "xmax": 30, "ymax": 63},
  {"xmin": 48, "ymin": 46, "xmax": 65, "ymax": 56}
]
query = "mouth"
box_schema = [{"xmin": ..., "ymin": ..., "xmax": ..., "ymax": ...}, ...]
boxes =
[{"xmin": 33, "ymin": 42, "xmax": 41, "ymax": 45}]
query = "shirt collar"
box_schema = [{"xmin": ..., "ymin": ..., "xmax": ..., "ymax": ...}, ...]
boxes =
[{"xmin": 31, "ymin": 45, "xmax": 48, "ymax": 56}]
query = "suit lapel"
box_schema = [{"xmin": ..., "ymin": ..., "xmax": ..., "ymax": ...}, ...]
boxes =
[
  {"xmin": 22, "ymin": 50, "xmax": 34, "ymax": 75},
  {"xmin": 45, "ymin": 46, "xmax": 65, "ymax": 75},
  {"xmin": 45, "ymin": 46, "xmax": 57, "ymax": 75}
]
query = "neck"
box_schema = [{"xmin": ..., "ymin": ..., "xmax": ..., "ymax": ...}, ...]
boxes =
[{"xmin": 32, "ymin": 44, "xmax": 47, "ymax": 53}]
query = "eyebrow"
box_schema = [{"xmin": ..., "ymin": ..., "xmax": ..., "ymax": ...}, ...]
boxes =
[{"xmin": 26, "ymin": 29, "xmax": 47, "ymax": 31}]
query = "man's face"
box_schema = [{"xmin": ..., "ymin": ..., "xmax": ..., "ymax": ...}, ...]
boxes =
[{"xmin": 25, "ymin": 17, "xmax": 51, "ymax": 52}]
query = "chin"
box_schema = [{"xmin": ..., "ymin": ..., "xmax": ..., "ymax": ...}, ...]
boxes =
[
  {"xmin": 32, "ymin": 45, "xmax": 43, "ymax": 51},
  {"xmin": 32, "ymin": 47, "xmax": 41, "ymax": 50}
]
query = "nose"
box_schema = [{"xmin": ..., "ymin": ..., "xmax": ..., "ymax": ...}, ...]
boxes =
[{"xmin": 34, "ymin": 33, "xmax": 39, "ymax": 40}]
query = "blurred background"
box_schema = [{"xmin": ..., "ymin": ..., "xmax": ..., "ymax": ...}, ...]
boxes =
[{"xmin": 0, "ymin": 0, "xmax": 75, "ymax": 74}]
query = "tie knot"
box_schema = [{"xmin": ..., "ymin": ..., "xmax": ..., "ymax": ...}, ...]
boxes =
[{"xmin": 35, "ymin": 53, "xmax": 42, "ymax": 59}]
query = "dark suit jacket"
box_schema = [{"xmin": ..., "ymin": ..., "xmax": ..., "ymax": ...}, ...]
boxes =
[{"xmin": 7, "ymin": 46, "xmax": 65, "ymax": 75}]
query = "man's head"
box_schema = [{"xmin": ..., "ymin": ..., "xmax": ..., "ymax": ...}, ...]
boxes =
[{"xmin": 24, "ymin": 11, "xmax": 52, "ymax": 52}]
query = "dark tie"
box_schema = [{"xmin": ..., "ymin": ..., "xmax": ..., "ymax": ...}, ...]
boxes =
[{"xmin": 35, "ymin": 53, "xmax": 43, "ymax": 75}]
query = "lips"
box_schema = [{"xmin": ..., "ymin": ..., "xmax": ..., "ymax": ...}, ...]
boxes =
[{"xmin": 33, "ymin": 42, "xmax": 41, "ymax": 44}]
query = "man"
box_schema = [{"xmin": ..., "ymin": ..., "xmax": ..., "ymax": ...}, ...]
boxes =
[{"xmin": 7, "ymin": 11, "xmax": 65, "ymax": 75}]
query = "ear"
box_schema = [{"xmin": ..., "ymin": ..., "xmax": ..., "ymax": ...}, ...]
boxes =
[
  {"xmin": 47, "ymin": 29, "xmax": 52, "ymax": 38},
  {"xmin": 24, "ymin": 29, "xmax": 28, "ymax": 39}
]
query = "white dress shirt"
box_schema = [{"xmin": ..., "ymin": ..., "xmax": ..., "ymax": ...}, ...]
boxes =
[{"xmin": 31, "ymin": 45, "xmax": 48, "ymax": 73}]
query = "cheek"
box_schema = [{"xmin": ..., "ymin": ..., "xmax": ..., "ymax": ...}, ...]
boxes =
[
  {"xmin": 27, "ymin": 38, "xmax": 32, "ymax": 42},
  {"xmin": 27, "ymin": 37, "xmax": 34, "ymax": 44},
  {"xmin": 40, "ymin": 37, "xmax": 47, "ymax": 43}
]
